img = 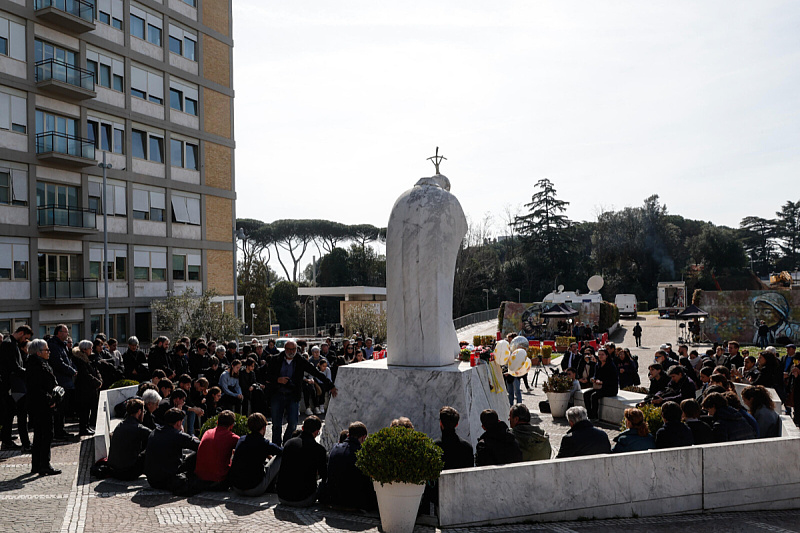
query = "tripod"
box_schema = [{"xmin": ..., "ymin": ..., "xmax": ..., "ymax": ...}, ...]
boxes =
[{"xmin": 530, "ymin": 358, "xmax": 553, "ymax": 388}]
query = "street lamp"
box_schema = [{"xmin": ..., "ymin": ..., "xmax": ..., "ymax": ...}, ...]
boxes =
[
  {"xmin": 233, "ymin": 227, "xmax": 247, "ymax": 324},
  {"xmin": 482, "ymin": 288, "xmax": 489, "ymax": 310},
  {"xmin": 250, "ymin": 302, "xmax": 256, "ymax": 336},
  {"xmin": 98, "ymin": 153, "xmax": 112, "ymax": 336},
  {"xmin": 515, "ymin": 288, "xmax": 521, "ymax": 303}
]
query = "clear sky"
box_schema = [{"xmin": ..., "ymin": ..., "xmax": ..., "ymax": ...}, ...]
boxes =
[{"xmin": 232, "ymin": 1, "xmax": 800, "ymax": 235}]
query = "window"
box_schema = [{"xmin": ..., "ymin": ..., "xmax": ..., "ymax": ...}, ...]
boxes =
[
  {"xmin": 0, "ymin": 318, "xmax": 28, "ymax": 337},
  {"xmin": 168, "ymin": 24, "xmax": 197, "ymax": 62},
  {"xmin": 88, "ymin": 179, "xmax": 126, "ymax": 216},
  {"xmin": 90, "ymin": 312, "xmax": 127, "ymax": 341},
  {"xmin": 169, "ymin": 79, "xmax": 198, "ymax": 116},
  {"xmin": 0, "ymin": 89, "xmax": 27, "ymax": 134},
  {"xmin": 89, "ymin": 247, "xmax": 126, "ymax": 280},
  {"xmin": 37, "ymin": 253, "xmax": 79, "ymax": 282},
  {"xmin": 0, "ymin": 239, "xmax": 29, "ymax": 281},
  {"xmin": 36, "ymin": 182, "xmax": 79, "ymax": 209},
  {"xmin": 131, "ymin": 5, "xmax": 163, "ymax": 47},
  {"xmin": 86, "ymin": 50, "xmax": 124, "ymax": 92},
  {"xmin": 170, "ymin": 138, "xmax": 198, "ymax": 170},
  {"xmin": 0, "ymin": 166, "xmax": 28, "ymax": 206},
  {"xmin": 35, "ymin": 110, "xmax": 78, "ymax": 137},
  {"xmin": 97, "ymin": 0, "xmax": 123, "ymax": 28},
  {"xmin": 87, "ymin": 116, "xmax": 124, "ymax": 154},
  {"xmin": 134, "ymin": 247, "xmax": 166, "ymax": 281},
  {"xmin": 132, "ymin": 187, "xmax": 165, "ymax": 221},
  {"xmin": 131, "ymin": 128, "xmax": 164, "ymax": 163},
  {"xmin": 0, "ymin": 17, "xmax": 25, "ymax": 62},
  {"xmin": 34, "ymin": 39, "xmax": 77, "ymax": 68},
  {"xmin": 38, "ymin": 323, "xmax": 80, "ymax": 341},
  {"xmin": 131, "ymin": 65, "xmax": 163, "ymax": 105},
  {"xmin": 182, "ymin": 0, "xmax": 197, "ymax": 7},
  {"xmin": 171, "ymin": 193, "xmax": 200, "ymax": 225},
  {"xmin": 172, "ymin": 252, "xmax": 201, "ymax": 281}
]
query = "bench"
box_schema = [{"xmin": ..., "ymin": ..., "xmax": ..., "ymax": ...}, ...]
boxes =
[{"xmin": 94, "ymin": 384, "xmax": 138, "ymax": 462}]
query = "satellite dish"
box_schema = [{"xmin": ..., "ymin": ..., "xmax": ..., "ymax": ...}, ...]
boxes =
[
  {"xmin": 587, "ymin": 275, "xmax": 604, "ymax": 293},
  {"xmin": 557, "ymin": 284, "xmax": 565, "ymax": 293}
]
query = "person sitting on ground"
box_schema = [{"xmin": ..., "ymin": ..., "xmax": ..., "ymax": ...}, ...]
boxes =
[
  {"xmin": 154, "ymin": 388, "xmax": 186, "ymax": 426},
  {"xmin": 680, "ymin": 399, "xmax": 713, "ymax": 445},
  {"xmin": 141, "ymin": 389, "xmax": 161, "ymax": 430},
  {"xmin": 508, "ymin": 404, "xmax": 551, "ymax": 461},
  {"xmin": 475, "ymin": 409, "xmax": 523, "ymax": 466},
  {"xmin": 219, "ymin": 359, "xmax": 244, "ymax": 413},
  {"xmin": 713, "ymin": 365, "xmax": 732, "ymax": 383},
  {"xmin": 202, "ymin": 356, "xmax": 223, "ymax": 388},
  {"xmin": 228, "ymin": 413, "xmax": 283, "ymax": 496},
  {"xmin": 741, "ymin": 385, "xmax": 780, "ymax": 438},
  {"xmin": 144, "ymin": 408, "xmax": 200, "ymax": 495},
  {"xmin": 701, "ymin": 392, "xmax": 756, "ymax": 443},
  {"xmin": 338, "ymin": 429, "xmax": 349, "ymax": 444},
  {"xmin": 638, "ymin": 364, "xmax": 670, "ymax": 407},
  {"xmin": 434, "ymin": 406, "xmax": 474, "ymax": 470},
  {"xmin": 687, "ymin": 349, "xmax": 704, "ymax": 372},
  {"xmin": 709, "ymin": 374, "xmax": 733, "ymax": 394},
  {"xmin": 276, "ymin": 416, "xmax": 328, "ymax": 507},
  {"xmin": 612, "ymin": 408, "xmax": 655, "ymax": 453},
  {"xmin": 653, "ymin": 350, "xmax": 675, "ymax": 373},
  {"xmin": 194, "ymin": 410, "xmax": 240, "ymax": 491},
  {"xmin": 654, "ymin": 401, "xmax": 694, "ymax": 449},
  {"xmin": 390, "ymin": 417, "xmax": 414, "ymax": 429},
  {"xmin": 204, "ymin": 386, "xmax": 223, "ymax": 422},
  {"xmin": 107, "ymin": 399, "xmax": 152, "ymax": 480},
  {"xmin": 723, "ymin": 391, "xmax": 759, "ymax": 438},
  {"xmin": 697, "ymin": 367, "xmax": 713, "ymax": 396},
  {"xmin": 651, "ymin": 367, "xmax": 696, "ymax": 406},
  {"xmin": 556, "ymin": 406, "xmax": 611, "ymax": 458},
  {"xmin": 323, "ymin": 421, "xmax": 378, "ymax": 510}
]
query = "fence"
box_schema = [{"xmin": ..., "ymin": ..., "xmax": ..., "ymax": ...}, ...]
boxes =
[{"xmin": 453, "ymin": 308, "xmax": 500, "ymax": 331}]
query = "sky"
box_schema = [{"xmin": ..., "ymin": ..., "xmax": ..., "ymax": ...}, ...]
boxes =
[{"xmin": 231, "ymin": 1, "xmax": 800, "ymax": 237}]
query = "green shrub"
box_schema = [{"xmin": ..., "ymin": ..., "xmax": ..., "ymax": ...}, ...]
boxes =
[
  {"xmin": 599, "ymin": 301, "xmax": 619, "ymax": 331},
  {"xmin": 542, "ymin": 373, "xmax": 573, "ymax": 393},
  {"xmin": 109, "ymin": 379, "xmax": 139, "ymax": 390},
  {"xmin": 541, "ymin": 345, "xmax": 553, "ymax": 358},
  {"xmin": 619, "ymin": 403, "xmax": 663, "ymax": 434},
  {"xmin": 356, "ymin": 426, "xmax": 444, "ymax": 486},
  {"xmin": 200, "ymin": 413, "xmax": 249, "ymax": 437}
]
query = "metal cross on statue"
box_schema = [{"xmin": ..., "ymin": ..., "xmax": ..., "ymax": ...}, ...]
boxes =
[{"xmin": 427, "ymin": 147, "xmax": 447, "ymax": 174}]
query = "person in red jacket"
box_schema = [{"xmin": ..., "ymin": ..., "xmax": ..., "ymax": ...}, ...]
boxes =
[{"xmin": 194, "ymin": 410, "xmax": 239, "ymax": 490}]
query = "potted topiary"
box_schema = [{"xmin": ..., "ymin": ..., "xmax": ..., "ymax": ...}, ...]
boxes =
[
  {"xmin": 542, "ymin": 373, "xmax": 574, "ymax": 417},
  {"xmin": 356, "ymin": 426, "xmax": 444, "ymax": 533},
  {"xmin": 541, "ymin": 345, "xmax": 553, "ymax": 365},
  {"xmin": 527, "ymin": 346, "xmax": 541, "ymax": 365}
]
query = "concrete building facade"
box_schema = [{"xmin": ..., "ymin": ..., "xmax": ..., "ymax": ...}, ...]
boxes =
[{"xmin": 0, "ymin": 0, "xmax": 235, "ymax": 343}]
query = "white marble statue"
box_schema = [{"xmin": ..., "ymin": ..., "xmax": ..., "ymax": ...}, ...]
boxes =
[{"xmin": 386, "ymin": 172, "xmax": 467, "ymax": 367}]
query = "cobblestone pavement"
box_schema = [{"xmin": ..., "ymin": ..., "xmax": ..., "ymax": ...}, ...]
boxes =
[{"xmin": 5, "ymin": 317, "xmax": 793, "ymax": 533}]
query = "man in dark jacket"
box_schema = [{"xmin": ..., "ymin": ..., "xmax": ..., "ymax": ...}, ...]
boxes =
[
  {"xmin": 475, "ymin": 409, "xmax": 522, "ymax": 466},
  {"xmin": 434, "ymin": 406, "xmax": 474, "ymax": 470},
  {"xmin": 556, "ymin": 406, "xmax": 610, "ymax": 458},
  {"xmin": 701, "ymin": 392, "xmax": 756, "ymax": 442},
  {"xmin": 323, "ymin": 421, "xmax": 377, "ymax": 510},
  {"xmin": 651, "ymin": 367, "xmax": 695, "ymax": 406},
  {"xmin": 229, "ymin": 413, "xmax": 282, "ymax": 496},
  {"xmin": 108, "ymin": 399, "xmax": 152, "ymax": 480},
  {"xmin": 264, "ymin": 341, "xmax": 337, "ymax": 445},
  {"xmin": 276, "ymin": 416, "xmax": 327, "ymax": 506},
  {"xmin": 639, "ymin": 364, "xmax": 670, "ymax": 406},
  {"xmin": 147, "ymin": 336, "xmax": 174, "ymax": 379},
  {"xmin": 0, "ymin": 325, "xmax": 32, "ymax": 449},
  {"xmin": 145, "ymin": 408, "xmax": 200, "ymax": 494},
  {"xmin": 654, "ymin": 401, "xmax": 694, "ymax": 449},
  {"xmin": 48, "ymin": 325, "xmax": 76, "ymax": 439},
  {"xmin": 680, "ymin": 398, "xmax": 714, "ymax": 445},
  {"xmin": 25, "ymin": 338, "xmax": 61, "ymax": 475},
  {"xmin": 509, "ymin": 404, "xmax": 551, "ymax": 461},
  {"xmin": 123, "ymin": 336, "xmax": 148, "ymax": 382},
  {"xmin": 632, "ymin": 322, "xmax": 643, "ymax": 347}
]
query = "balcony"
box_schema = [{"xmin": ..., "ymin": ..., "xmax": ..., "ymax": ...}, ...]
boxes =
[
  {"xmin": 37, "ymin": 205, "xmax": 97, "ymax": 234},
  {"xmin": 39, "ymin": 279, "xmax": 99, "ymax": 303},
  {"xmin": 34, "ymin": 0, "xmax": 95, "ymax": 33},
  {"xmin": 36, "ymin": 132, "xmax": 95, "ymax": 167},
  {"xmin": 35, "ymin": 59, "xmax": 96, "ymax": 100}
]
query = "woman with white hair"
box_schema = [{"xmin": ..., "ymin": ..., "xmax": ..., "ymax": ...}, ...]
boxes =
[
  {"xmin": 25, "ymin": 339, "xmax": 61, "ymax": 475},
  {"xmin": 141, "ymin": 389, "xmax": 162, "ymax": 430}
]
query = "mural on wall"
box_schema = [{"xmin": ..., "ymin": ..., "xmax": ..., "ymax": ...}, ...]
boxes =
[
  {"xmin": 501, "ymin": 301, "xmax": 600, "ymax": 337},
  {"xmin": 700, "ymin": 290, "xmax": 800, "ymax": 345}
]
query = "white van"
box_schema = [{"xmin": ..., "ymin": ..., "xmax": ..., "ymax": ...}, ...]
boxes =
[{"xmin": 614, "ymin": 294, "xmax": 637, "ymax": 318}]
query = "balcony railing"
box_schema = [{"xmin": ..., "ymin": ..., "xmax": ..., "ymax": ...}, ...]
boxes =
[
  {"xmin": 34, "ymin": 0, "xmax": 94, "ymax": 24},
  {"xmin": 36, "ymin": 59, "xmax": 95, "ymax": 92},
  {"xmin": 39, "ymin": 278, "xmax": 98, "ymax": 300},
  {"xmin": 37, "ymin": 205, "xmax": 97, "ymax": 229},
  {"xmin": 36, "ymin": 131, "xmax": 95, "ymax": 161}
]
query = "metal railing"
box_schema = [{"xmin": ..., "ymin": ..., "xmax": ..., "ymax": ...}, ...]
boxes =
[
  {"xmin": 34, "ymin": 0, "xmax": 95, "ymax": 22},
  {"xmin": 280, "ymin": 327, "xmax": 322, "ymax": 338},
  {"xmin": 453, "ymin": 308, "xmax": 500, "ymax": 331},
  {"xmin": 35, "ymin": 58, "xmax": 95, "ymax": 91},
  {"xmin": 40, "ymin": 278, "xmax": 98, "ymax": 299},
  {"xmin": 36, "ymin": 131, "xmax": 95, "ymax": 160},
  {"xmin": 37, "ymin": 205, "xmax": 97, "ymax": 229}
]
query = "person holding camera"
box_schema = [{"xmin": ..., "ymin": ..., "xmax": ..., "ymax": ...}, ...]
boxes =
[{"xmin": 25, "ymin": 339, "xmax": 61, "ymax": 476}]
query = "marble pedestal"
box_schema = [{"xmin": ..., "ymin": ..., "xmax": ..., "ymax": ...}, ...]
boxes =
[{"xmin": 320, "ymin": 359, "xmax": 509, "ymax": 449}]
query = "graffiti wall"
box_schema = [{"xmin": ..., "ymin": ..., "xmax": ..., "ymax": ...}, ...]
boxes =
[
  {"xmin": 501, "ymin": 301, "xmax": 600, "ymax": 337},
  {"xmin": 701, "ymin": 290, "xmax": 800, "ymax": 345}
]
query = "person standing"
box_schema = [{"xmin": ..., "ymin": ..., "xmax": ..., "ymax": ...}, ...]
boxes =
[
  {"xmin": 25, "ymin": 339, "xmax": 61, "ymax": 475},
  {"xmin": 0, "ymin": 325, "xmax": 33, "ymax": 449},
  {"xmin": 73, "ymin": 341, "xmax": 103, "ymax": 435},
  {"xmin": 48, "ymin": 325, "xmax": 76, "ymax": 439},
  {"xmin": 632, "ymin": 322, "xmax": 643, "ymax": 347}
]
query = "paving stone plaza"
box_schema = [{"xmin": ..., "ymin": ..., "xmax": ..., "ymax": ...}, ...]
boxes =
[{"xmin": 3, "ymin": 316, "xmax": 800, "ymax": 532}]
